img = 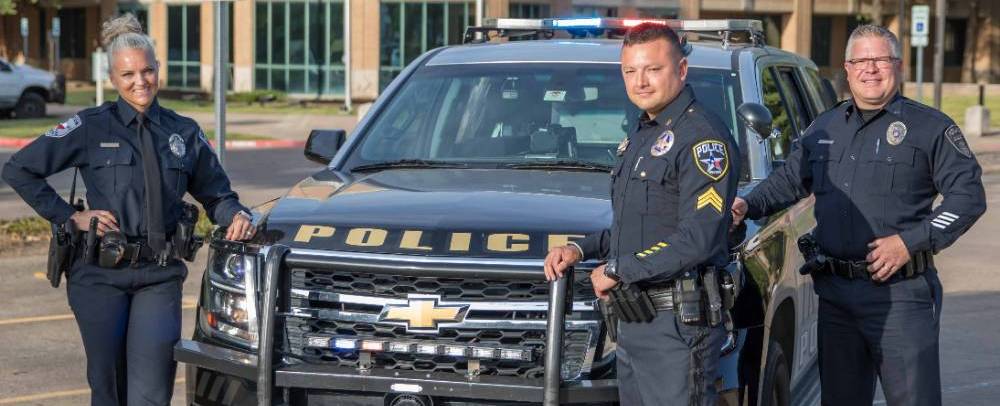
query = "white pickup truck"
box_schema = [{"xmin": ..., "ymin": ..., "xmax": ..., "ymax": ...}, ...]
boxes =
[{"xmin": 0, "ymin": 58, "xmax": 65, "ymax": 119}]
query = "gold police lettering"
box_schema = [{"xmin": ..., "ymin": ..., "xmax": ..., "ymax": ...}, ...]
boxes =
[{"xmin": 292, "ymin": 225, "xmax": 584, "ymax": 254}]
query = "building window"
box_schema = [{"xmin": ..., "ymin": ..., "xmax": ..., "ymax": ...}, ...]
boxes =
[
  {"xmin": 58, "ymin": 8, "xmax": 87, "ymax": 59},
  {"xmin": 944, "ymin": 18, "xmax": 966, "ymax": 67},
  {"xmin": 379, "ymin": 0, "xmax": 475, "ymax": 92},
  {"xmin": 509, "ymin": 2, "xmax": 549, "ymax": 19},
  {"xmin": 255, "ymin": 0, "xmax": 345, "ymax": 95},
  {"xmin": 118, "ymin": 2, "xmax": 149, "ymax": 32},
  {"xmin": 167, "ymin": 5, "xmax": 201, "ymax": 89},
  {"xmin": 572, "ymin": 6, "xmax": 617, "ymax": 18},
  {"xmin": 811, "ymin": 16, "xmax": 832, "ymax": 67}
]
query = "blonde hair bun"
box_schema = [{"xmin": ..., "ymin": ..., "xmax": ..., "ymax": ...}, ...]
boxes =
[{"xmin": 101, "ymin": 13, "xmax": 144, "ymax": 49}]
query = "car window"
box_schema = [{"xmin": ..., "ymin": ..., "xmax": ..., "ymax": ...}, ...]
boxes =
[
  {"xmin": 760, "ymin": 68, "xmax": 795, "ymax": 162},
  {"xmin": 800, "ymin": 67, "xmax": 835, "ymax": 112},
  {"xmin": 349, "ymin": 64, "xmax": 743, "ymax": 170},
  {"xmin": 0, "ymin": 60, "xmax": 11, "ymax": 72},
  {"xmin": 775, "ymin": 67, "xmax": 812, "ymax": 133}
]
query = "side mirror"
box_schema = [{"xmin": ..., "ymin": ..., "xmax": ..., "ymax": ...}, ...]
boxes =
[
  {"xmin": 736, "ymin": 102, "xmax": 775, "ymax": 143},
  {"xmin": 304, "ymin": 129, "xmax": 346, "ymax": 165}
]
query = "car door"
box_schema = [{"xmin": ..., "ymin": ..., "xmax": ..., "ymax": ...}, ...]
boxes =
[{"xmin": 0, "ymin": 60, "xmax": 21, "ymax": 106}]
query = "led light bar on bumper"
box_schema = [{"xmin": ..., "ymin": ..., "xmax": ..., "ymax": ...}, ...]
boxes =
[{"xmin": 306, "ymin": 335, "xmax": 534, "ymax": 362}]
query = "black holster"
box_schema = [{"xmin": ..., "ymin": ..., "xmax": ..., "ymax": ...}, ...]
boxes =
[
  {"xmin": 672, "ymin": 271, "xmax": 704, "ymax": 324},
  {"xmin": 46, "ymin": 221, "xmax": 77, "ymax": 288},
  {"xmin": 607, "ymin": 283, "xmax": 656, "ymax": 323},
  {"xmin": 796, "ymin": 233, "xmax": 828, "ymax": 275},
  {"xmin": 173, "ymin": 202, "xmax": 204, "ymax": 262}
]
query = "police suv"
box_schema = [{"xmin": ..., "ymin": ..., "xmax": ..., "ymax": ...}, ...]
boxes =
[{"xmin": 177, "ymin": 18, "xmax": 834, "ymax": 406}]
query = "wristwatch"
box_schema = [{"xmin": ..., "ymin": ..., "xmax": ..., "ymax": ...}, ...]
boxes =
[{"xmin": 603, "ymin": 259, "xmax": 621, "ymax": 281}]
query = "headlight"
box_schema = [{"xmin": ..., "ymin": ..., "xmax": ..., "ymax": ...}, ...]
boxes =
[{"xmin": 199, "ymin": 245, "xmax": 260, "ymax": 349}]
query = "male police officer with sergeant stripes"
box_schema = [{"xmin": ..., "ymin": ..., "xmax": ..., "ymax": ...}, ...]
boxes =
[
  {"xmin": 732, "ymin": 25, "xmax": 986, "ymax": 406},
  {"xmin": 544, "ymin": 23, "xmax": 740, "ymax": 405}
]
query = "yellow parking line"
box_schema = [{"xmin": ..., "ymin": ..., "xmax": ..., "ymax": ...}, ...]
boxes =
[
  {"xmin": 0, "ymin": 379, "xmax": 184, "ymax": 405},
  {"xmin": 0, "ymin": 303, "xmax": 197, "ymax": 327},
  {"xmin": 32, "ymin": 272, "xmax": 46, "ymax": 281}
]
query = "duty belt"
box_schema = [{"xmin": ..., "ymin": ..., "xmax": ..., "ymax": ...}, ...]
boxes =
[
  {"xmin": 821, "ymin": 251, "xmax": 934, "ymax": 282},
  {"xmin": 645, "ymin": 283, "xmax": 674, "ymax": 311}
]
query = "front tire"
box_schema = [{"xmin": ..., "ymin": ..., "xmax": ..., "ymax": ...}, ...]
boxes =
[
  {"xmin": 14, "ymin": 92, "xmax": 46, "ymax": 118},
  {"xmin": 760, "ymin": 339, "xmax": 791, "ymax": 406}
]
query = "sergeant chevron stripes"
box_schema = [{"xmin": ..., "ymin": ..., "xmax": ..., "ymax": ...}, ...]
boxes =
[
  {"xmin": 930, "ymin": 212, "xmax": 959, "ymax": 230},
  {"xmin": 696, "ymin": 187, "xmax": 724, "ymax": 213}
]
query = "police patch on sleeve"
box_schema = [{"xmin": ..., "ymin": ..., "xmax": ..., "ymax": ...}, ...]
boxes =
[
  {"xmin": 44, "ymin": 115, "xmax": 82, "ymax": 138},
  {"xmin": 944, "ymin": 125, "xmax": 972, "ymax": 158},
  {"xmin": 692, "ymin": 140, "xmax": 729, "ymax": 181}
]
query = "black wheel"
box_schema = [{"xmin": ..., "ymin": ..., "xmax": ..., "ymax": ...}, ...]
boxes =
[
  {"xmin": 0, "ymin": 108, "xmax": 11, "ymax": 118},
  {"xmin": 14, "ymin": 92, "xmax": 46, "ymax": 118},
  {"xmin": 760, "ymin": 339, "xmax": 791, "ymax": 406}
]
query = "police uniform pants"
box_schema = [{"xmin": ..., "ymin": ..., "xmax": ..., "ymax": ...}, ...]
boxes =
[
  {"xmin": 66, "ymin": 260, "xmax": 187, "ymax": 406},
  {"xmin": 814, "ymin": 269, "xmax": 943, "ymax": 406},
  {"xmin": 616, "ymin": 310, "xmax": 725, "ymax": 406}
]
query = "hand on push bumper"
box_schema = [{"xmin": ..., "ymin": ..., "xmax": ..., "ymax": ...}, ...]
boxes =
[{"xmin": 544, "ymin": 245, "xmax": 582, "ymax": 281}]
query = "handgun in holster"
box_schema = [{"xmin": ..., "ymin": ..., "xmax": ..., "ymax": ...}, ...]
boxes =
[
  {"xmin": 702, "ymin": 266, "xmax": 724, "ymax": 328},
  {"xmin": 797, "ymin": 233, "xmax": 828, "ymax": 275},
  {"xmin": 608, "ymin": 283, "xmax": 656, "ymax": 323},
  {"xmin": 46, "ymin": 169, "xmax": 86, "ymax": 288},
  {"xmin": 172, "ymin": 202, "xmax": 204, "ymax": 262},
  {"xmin": 672, "ymin": 271, "xmax": 704, "ymax": 325}
]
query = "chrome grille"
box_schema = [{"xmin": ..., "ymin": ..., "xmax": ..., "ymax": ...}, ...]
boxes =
[{"xmin": 282, "ymin": 267, "xmax": 602, "ymax": 380}]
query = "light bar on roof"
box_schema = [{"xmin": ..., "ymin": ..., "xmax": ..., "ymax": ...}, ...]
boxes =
[{"xmin": 484, "ymin": 17, "xmax": 763, "ymax": 35}]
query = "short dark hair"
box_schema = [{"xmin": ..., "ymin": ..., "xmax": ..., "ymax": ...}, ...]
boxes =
[{"xmin": 623, "ymin": 23, "xmax": 685, "ymax": 58}]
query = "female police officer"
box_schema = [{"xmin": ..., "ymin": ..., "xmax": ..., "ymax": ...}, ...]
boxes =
[{"xmin": 2, "ymin": 14, "xmax": 254, "ymax": 406}]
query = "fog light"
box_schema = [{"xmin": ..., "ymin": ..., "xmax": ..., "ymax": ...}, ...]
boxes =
[{"xmin": 334, "ymin": 338, "xmax": 358, "ymax": 350}]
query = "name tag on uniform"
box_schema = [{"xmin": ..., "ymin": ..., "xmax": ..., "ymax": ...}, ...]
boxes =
[
  {"xmin": 99, "ymin": 142, "xmax": 120, "ymax": 148},
  {"xmin": 818, "ymin": 139, "xmax": 835, "ymax": 145}
]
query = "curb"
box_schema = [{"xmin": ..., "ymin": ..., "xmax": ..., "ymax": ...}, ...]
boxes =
[{"xmin": 0, "ymin": 137, "xmax": 305, "ymax": 150}]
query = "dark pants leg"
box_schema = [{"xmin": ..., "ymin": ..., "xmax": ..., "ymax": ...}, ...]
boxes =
[
  {"xmin": 814, "ymin": 270, "xmax": 943, "ymax": 406},
  {"xmin": 67, "ymin": 261, "xmax": 186, "ymax": 406},
  {"xmin": 126, "ymin": 269, "xmax": 184, "ymax": 406},
  {"xmin": 616, "ymin": 311, "xmax": 724, "ymax": 406}
]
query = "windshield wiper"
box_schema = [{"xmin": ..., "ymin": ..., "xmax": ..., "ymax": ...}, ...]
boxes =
[
  {"xmin": 351, "ymin": 159, "xmax": 469, "ymax": 172},
  {"xmin": 504, "ymin": 160, "xmax": 612, "ymax": 172}
]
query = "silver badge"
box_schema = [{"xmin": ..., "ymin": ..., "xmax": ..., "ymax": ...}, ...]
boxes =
[
  {"xmin": 169, "ymin": 133, "xmax": 186, "ymax": 158},
  {"xmin": 886, "ymin": 121, "xmax": 907, "ymax": 146},
  {"xmin": 616, "ymin": 138, "xmax": 630, "ymax": 156},
  {"xmin": 650, "ymin": 130, "xmax": 675, "ymax": 157}
]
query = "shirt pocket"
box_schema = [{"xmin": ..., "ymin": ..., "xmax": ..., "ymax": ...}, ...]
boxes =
[
  {"xmin": 164, "ymin": 156, "xmax": 191, "ymax": 199},
  {"xmin": 636, "ymin": 158, "xmax": 670, "ymax": 214},
  {"xmin": 808, "ymin": 149, "xmax": 838, "ymax": 194},
  {"xmin": 90, "ymin": 147, "xmax": 134, "ymax": 195},
  {"xmin": 867, "ymin": 146, "xmax": 916, "ymax": 195}
]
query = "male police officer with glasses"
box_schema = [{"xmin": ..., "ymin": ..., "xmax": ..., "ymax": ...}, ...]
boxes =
[
  {"xmin": 732, "ymin": 25, "xmax": 986, "ymax": 406},
  {"xmin": 545, "ymin": 23, "xmax": 739, "ymax": 405}
]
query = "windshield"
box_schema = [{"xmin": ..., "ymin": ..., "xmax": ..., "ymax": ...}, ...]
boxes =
[{"xmin": 347, "ymin": 63, "xmax": 743, "ymax": 171}]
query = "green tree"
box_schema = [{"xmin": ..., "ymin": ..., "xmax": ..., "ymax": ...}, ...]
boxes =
[{"xmin": 1, "ymin": 0, "xmax": 41, "ymax": 16}]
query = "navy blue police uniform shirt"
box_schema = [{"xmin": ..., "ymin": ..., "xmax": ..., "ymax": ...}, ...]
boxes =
[
  {"xmin": 573, "ymin": 85, "xmax": 741, "ymax": 284},
  {"xmin": 743, "ymin": 94, "xmax": 987, "ymax": 261},
  {"xmin": 2, "ymin": 98, "xmax": 248, "ymax": 238}
]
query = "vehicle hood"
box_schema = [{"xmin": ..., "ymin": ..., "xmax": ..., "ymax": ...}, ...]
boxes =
[
  {"xmin": 13, "ymin": 63, "xmax": 54, "ymax": 82},
  {"xmin": 256, "ymin": 168, "xmax": 612, "ymax": 258}
]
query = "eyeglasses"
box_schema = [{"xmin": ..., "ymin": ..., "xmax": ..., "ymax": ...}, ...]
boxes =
[{"xmin": 847, "ymin": 56, "xmax": 899, "ymax": 70}]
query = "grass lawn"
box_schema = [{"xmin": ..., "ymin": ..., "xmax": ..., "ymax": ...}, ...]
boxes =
[
  {"xmin": 933, "ymin": 94, "xmax": 1000, "ymax": 129},
  {"xmin": 66, "ymin": 89, "xmax": 350, "ymax": 116},
  {"xmin": 0, "ymin": 117, "xmax": 269, "ymax": 140}
]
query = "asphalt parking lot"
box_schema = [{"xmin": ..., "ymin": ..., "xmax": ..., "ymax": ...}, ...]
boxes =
[{"xmin": 0, "ymin": 147, "xmax": 997, "ymax": 405}]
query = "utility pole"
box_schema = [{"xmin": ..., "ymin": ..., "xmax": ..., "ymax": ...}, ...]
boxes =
[
  {"xmin": 932, "ymin": 0, "xmax": 946, "ymax": 109},
  {"xmin": 214, "ymin": 1, "xmax": 230, "ymax": 167}
]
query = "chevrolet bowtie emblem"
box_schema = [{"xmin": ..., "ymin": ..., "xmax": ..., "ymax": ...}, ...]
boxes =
[{"xmin": 379, "ymin": 295, "xmax": 468, "ymax": 333}]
